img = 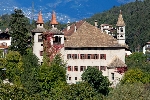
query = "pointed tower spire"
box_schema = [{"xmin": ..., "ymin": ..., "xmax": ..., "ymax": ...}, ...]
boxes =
[
  {"xmin": 116, "ymin": 10, "xmax": 125, "ymax": 26},
  {"xmin": 37, "ymin": 11, "xmax": 44, "ymax": 24},
  {"xmin": 50, "ymin": 11, "xmax": 58, "ymax": 26}
]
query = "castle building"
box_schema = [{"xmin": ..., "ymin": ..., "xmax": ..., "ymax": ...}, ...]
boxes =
[
  {"xmin": 32, "ymin": 11, "xmax": 47, "ymax": 64},
  {"xmin": 32, "ymin": 11, "xmax": 128, "ymax": 86}
]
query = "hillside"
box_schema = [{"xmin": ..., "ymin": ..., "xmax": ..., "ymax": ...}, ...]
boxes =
[{"xmin": 86, "ymin": 0, "xmax": 150, "ymax": 52}]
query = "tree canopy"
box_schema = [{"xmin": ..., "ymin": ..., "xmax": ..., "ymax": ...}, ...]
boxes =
[
  {"xmin": 82, "ymin": 67, "xmax": 110, "ymax": 96},
  {"xmin": 9, "ymin": 9, "xmax": 30, "ymax": 55}
]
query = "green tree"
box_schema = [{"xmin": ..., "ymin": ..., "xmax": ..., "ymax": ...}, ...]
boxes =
[
  {"xmin": 82, "ymin": 67, "xmax": 110, "ymax": 96},
  {"xmin": 38, "ymin": 54, "xmax": 67, "ymax": 97},
  {"xmin": 126, "ymin": 52, "xmax": 150, "ymax": 73},
  {"xmin": 4, "ymin": 51, "xmax": 23, "ymax": 85},
  {"xmin": 9, "ymin": 9, "xmax": 30, "ymax": 55},
  {"xmin": 0, "ymin": 84, "xmax": 29, "ymax": 100},
  {"xmin": 50, "ymin": 82, "xmax": 103, "ymax": 100},
  {"xmin": 21, "ymin": 52, "xmax": 40, "ymax": 95},
  {"xmin": 106, "ymin": 83, "xmax": 150, "ymax": 100},
  {"xmin": 121, "ymin": 68, "xmax": 150, "ymax": 84}
]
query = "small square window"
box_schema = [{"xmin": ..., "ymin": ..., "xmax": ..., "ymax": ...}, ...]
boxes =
[
  {"xmin": 80, "ymin": 54, "xmax": 85, "ymax": 59},
  {"xmin": 67, "ymin": 54, "xmax": 72, "ymax": 59},
  {"xmin": 87, "ymin": 54, "xmax": 91, "ymax": 59},
  {"xmin": 68, "ymin": 66, "xmax": 72, "ymax": 71},
  {"xmin": 75, "ymin": 77, "xmax": 77, "ymax": 80},
  {"xmin": 94, "ymin": 54, "xmax": 99, "ymax": 59},
  {"xmin": 100, "ymin": 66, "xmax": 106, "ymax": 71},
  {"xmin": 74, "ymin": 66, "xmax": 78, "ymax": 71},
  {"xmin": 72, "ymin": 54, "xmax": 78, "ymax": 59},
  {"xmin": 41, "ymin": 62, "xmax": 43, "ymax": 65},
  {"xmin": 41, "ymin": 44, "xmax": 43, "ymax": 46},
  {"xmin": 40, "ymin": 51, "xmax": 43, "ymax": 56},
  {"xmin": 100, "ymin": 54, "xmax": 106, "ymax": 60},
  {"xmin": 69, "ymin": 77, "xmax": 71, "ymax": 80},
  {"xmin": 80, "ymin": 66, "xmax": 86, "ymax": 71}
]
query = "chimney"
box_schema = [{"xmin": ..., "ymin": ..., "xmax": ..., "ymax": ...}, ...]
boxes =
[
  {"xmin": 67, "ymin": 21, "xmax": 70, "ymax": 31},
  {"xmin": 74, "ymin": 23, "xmax": 77, "ymax": 32},
  {"xmin": 95, "ymin": 20, "xmax": 98, "ymax": 27}
]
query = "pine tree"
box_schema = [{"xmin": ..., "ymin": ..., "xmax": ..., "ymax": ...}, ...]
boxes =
[{"xmin": 9, "ymin": 9, "xmax": 30, "ymax": 55}]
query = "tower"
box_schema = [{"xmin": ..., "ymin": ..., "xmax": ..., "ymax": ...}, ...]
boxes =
[
  {"xmin": 50, "ymin": 11, "xmax": 58, "ymax": 29},
  {"xmin": 32, "ymin": 11, "xmax": 46, "ymax": 64},
  {"xmin": 116, "ymin": 10, "xmax": 126, "ymax": 45}
]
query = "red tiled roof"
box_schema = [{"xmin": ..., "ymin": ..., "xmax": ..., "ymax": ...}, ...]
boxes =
[
  {"xmin": 62, "ymin": 20, "xmax": 85, "ymax": 36},
  {"xmin": 50, "ymin": 11, "xmax": 58, "ymax": 25},
  {"xmin": 64, "ymin": 21, "xmax": 127, "ymax": 48},
  {"xmin": 36, "ymin": 11, "xmax": 44, "ymax": 24}
]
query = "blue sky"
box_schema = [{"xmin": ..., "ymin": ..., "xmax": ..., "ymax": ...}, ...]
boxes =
[{"xmin": 0, "ymin": 0, "xmax": 138, "ymax": 22}]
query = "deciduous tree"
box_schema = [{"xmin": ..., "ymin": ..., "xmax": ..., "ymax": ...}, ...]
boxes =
[{"xmin": 82, "ymin": 67, "xmax": 110, "ymax": 96}]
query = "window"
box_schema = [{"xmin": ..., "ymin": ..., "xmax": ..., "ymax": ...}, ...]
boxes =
[
  {"xmin": 41, "ymin": 62, "xmax": 43, "ymax": 65},
  {"xmin": 41, "ymin": 44, "xmax": 43, "ymax": 46},
  {"xmin": 80, "ymin": 66, "xmax": 86, "ymax": 71},
  {"xmin": 94, "ymin": 54, "xmax": 99, "ymax": 59},
  {"xmin": 40, "ymin": 51, "xmax": 43, "ymax": 56},
  {"xmin": 68, "ymin": 66, "xmax": 72, "ymax": 71},
  {"xmin": 53, "ymin": 36, "xmax": 61, "ymax": 44},
  {"xmin": 72, "ymin": 54, "xmax": 78, "ymax": 59},
  {"xmin": 100, "ymin": 66, "xmax": 106, "ymax": 71},
  {"xmin": 100, "ymin": 54, "xmax": 106, "ymax": 60},
  {"xmin": 80, "ymin": 54, "xmax": 85, "ymax": 59},
  {"xmin": 111, "ymin": 73, "xmax": 114, "ymax": 80},
  {"xmin": 74, "ymin": 66, "xmax": 78, "ymax": 71},
  {"xmin": 120, "ymin": 27, "xmax": 123, "ymax": 32},
  {"xmin": 38, "ymin": 35, "xmax": 42, "ymax": 42},
  {"xmin": 40, "ymin": 24, "xmax": 42, "ymax": 26},
  {"xmin": 87, "ymin": 54, "xmax": 91, "ymax": 59},
  {"xmin": 75, "ymin": 77, "xmax": 77, "ymax": 80},
  {"xmin": 69, "ymin": 77, "xmax": 71, "ymax": 80},
  {"xmin": 67, "ymin": 54, "xmax": 72, "ymax": 59}
]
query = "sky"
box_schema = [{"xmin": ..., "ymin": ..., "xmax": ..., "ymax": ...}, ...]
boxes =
[{"xmin": 0, "ymin": 0, "xmax": 139, "ymax": 22}]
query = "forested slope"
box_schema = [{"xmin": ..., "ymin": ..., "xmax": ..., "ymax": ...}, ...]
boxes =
[{"xmin": 86, "ymin": 0, "xmax": 150, "ymax": 52}]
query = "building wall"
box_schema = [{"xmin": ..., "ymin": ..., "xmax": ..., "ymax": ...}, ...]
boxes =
[
  {"xmin": 33, "ymin": 33, "xmax": 43, "ymax": 63},
  {"xmin": 0, "ymin": 37, "xmax": 11, "ymax": 46},
  {"xmin": 61, "ymin": 47, "xmax": 125, "ymax": 84}
]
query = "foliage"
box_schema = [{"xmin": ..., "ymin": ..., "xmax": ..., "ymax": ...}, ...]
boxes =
[
  {"xmin": 82, "ymin": 67, "xmax": 110, "ymax": 96},
  {"xmin": 21, "ymin": 52, "xmax": 40, "ymax": 95},
  {"xmin": 9, "ymin": 9, "xmax": 30, "ymax": 55},
  {"xmin": 126, "ymin": 52, "xmax": 150, "ymax": 73},
  {"xmin": 0, "ymin": 14, "xmax": 11, "ymax": 31},
  {"xmin": 121, "ymin": 68, "xmax": 150, "ymax": 84},
  {"xmin": 38, "ymin": 54, "xmax": 67, "ymax": 97},
  {"xmin": 0, "ymin": 83, "xmax": 28, "ymax": 100},
  {"xmin": 49, "ymin": 82, "xmax": 103, "ymax": 100},
  {"xmin": 4, "ymin": 51, "xmax": 23, "ymax": 85},
  {"xmin": 106, "ymin": 83, "xmax": 150, "ymax": 100}
]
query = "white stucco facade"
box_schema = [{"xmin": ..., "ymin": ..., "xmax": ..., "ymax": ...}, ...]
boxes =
[
  {"xmin": 61, "ymin": 47, "xmax": 125, "ymax": 85},
  {"xmin": 33, "ymin": 32, "xmax": 43, "ymax": 63}
]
